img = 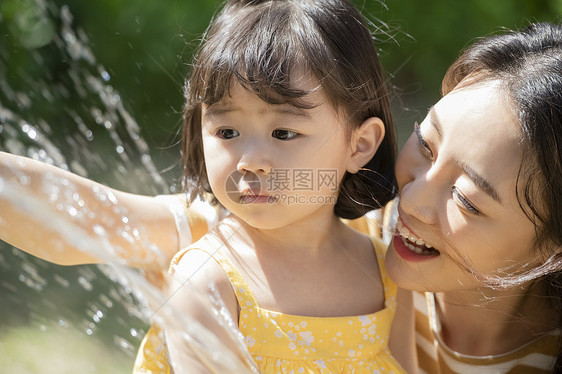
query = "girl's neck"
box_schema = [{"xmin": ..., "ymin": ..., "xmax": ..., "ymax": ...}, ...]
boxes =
[
  {"xmin": 227, "ymin": 209, "xmax": 348, "ymax": 256},
  {"xmin": 435, "ymin": 281, "xmax": 558, "ymax": 356}
]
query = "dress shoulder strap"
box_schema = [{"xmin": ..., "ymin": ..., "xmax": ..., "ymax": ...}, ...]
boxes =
[{"xmin": 169, "ymin": 236, "xmax": 259, "ymax": 310}]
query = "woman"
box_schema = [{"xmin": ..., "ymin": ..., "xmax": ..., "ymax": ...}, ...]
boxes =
[
  {"xmin": 386, "ymin": 22, "xmax": 562, "ymax": 373},
  {"xmin": 1, "ymin": 22, "xmax": 561, "ymax": 373}
]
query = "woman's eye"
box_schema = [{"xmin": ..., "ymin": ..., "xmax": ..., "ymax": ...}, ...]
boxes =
[
  {"xmin": 452, "ymin": 186, "xmax": 481, "ymax": 215},
  {"xmin": 215, "ymin": 128, "xmax": 239, "ymax": 139},
  {"xmin": 414, "ymin": 122, "xmax": 434, "ymax": 161},
  {"xmin": 272, "ymin": 129, "xmax": 299, "ymax": 140}
]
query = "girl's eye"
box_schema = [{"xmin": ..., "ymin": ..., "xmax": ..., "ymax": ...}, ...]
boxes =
[
  {"xmin": 215, "ymin": 128, "xmax": 239, "ymax": 139},
  {"xmin": 272, "ymin": 129, "xmax": 299, "ymax": 140},
  {"xmin": 452, "ymin": 186, "xmax": 481, "ymax": 215},
  {"xmin": 414, "ymin": 121, "xmax": 434, "ymax": 161}
]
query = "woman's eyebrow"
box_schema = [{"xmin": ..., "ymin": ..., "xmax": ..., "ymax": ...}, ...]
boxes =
[
  {"xmin": 429, "ymin": 105, "xmax": 502, "ymax": 204},
  {"xmin": 458, "ymin": 161, "xmax": 502, "ymax": 204},
  {"xmin": 428, "ymin": 106, "xmax": 443, "ymax": 140}
]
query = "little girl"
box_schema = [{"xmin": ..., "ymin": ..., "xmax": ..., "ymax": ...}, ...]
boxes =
[
  {"xmin": 162, "ymin": 0, "xmax": 413, "ymax": 373},
  {"xmin": 0, "ymin": 0, "xmax": 415, "ymax": 372}
]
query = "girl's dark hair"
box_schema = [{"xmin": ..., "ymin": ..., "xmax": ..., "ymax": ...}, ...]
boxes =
[
  {"xmin": 181, "ymin": 0, "xmax": 397, "ymax": 219},
  {"xmin": 442, "ymin": 22, "xmax": 562, "ymax": 372}
]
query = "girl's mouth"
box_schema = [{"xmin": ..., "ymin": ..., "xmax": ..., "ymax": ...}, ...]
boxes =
[
  {"xmin": 239, "ymin": 192, "xmax": 274, "ymax": 204},
  {"xmin": 394, "ymin": 218, "xmax": 440, "ymax": 259}
]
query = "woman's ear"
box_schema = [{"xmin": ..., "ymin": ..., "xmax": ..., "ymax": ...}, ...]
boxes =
[{"xmin": 347, "ymin": 117, "xmax": 385, "ymax": 174}]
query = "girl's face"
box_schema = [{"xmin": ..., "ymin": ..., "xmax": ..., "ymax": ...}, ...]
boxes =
[
  {"xmin": 386, "ymin": 82, "xmax": 540, "ymax": 292},
  {"xmin": 200, "ymin": 82, "xmax": 354, "ymax": 229}
]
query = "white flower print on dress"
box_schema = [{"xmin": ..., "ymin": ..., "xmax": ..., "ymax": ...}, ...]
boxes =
[
  {"xmin": 298, "ymin": 331, "xmax": 314, "ymax": 347},
  {"xmin": 244, "ymin": 335, "xmax": 256, "ymax": 348}
]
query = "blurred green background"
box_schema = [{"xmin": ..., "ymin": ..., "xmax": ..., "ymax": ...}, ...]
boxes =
[{"xmin": 0, "ymin": 0, "xmax": 560, "ymax": 372}]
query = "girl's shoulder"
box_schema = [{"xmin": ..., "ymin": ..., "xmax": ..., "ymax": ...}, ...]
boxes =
[
  {"xmin": 170, "ymin": 234, "xmax": 226, "ymax": 278},
  {"xmin": 169, "ymin": 234, "xmax": 236, "ymax": 307}
]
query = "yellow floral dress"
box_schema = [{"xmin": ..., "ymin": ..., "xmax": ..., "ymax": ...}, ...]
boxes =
[
  {"xmin": 164, "ymin": 236, "xmax": 405, "ymax": 374},
  {"xmin": 133, "ymin": 207, "xmax": 403, "ymax": 373}
]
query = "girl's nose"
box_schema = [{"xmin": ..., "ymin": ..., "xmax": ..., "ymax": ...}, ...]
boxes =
[{"xmin": 236, "ymin": 144, "xmax": 272, "ymax": 175}]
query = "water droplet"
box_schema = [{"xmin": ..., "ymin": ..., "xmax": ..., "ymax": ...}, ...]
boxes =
[
  {"xmin": 58, "ymin": 319, "xmax": 70, "ymax": 328},
  {"xmin": 120, "ymin": 230, "xmax": 134, "ymax": 243},
  {"xmin": 99, "ymin": 294, "xmax": 114, "ymax": 308},
  {"xmin": 92, "ymin": 310, "xmax": 103, "ymax": 323},
  {"xmin": 101, "ymin": 71, "xmax": 110, "ymax": 81},
  {"xmin": 27, "ymin": 128, "xmax": 37, "ymax": 140},
  {"xmin": 68, "ymin": 206, "xmax": 78, "ymax": 216},
  {"xmin": 93, "ymin": 225, "xmax": 106, "ymax": 236},
  {"xmin": 103, "ymin": 120, "xmax": 112, "ymax": 129},
  {"xmin": 60, "ymin": 5, "xmax": 74, "ymax": 24},
  {"xmin": 130, "ymin": 328, "xmax": 138, "ymax": 337},
  {"xmin": 53, "ymin": 274, "xmax": 70, "ymax": 288},
  {"xmin": 114, "ymin": 336, "xmax": 132, "ymax": 350},
  {"xmin": 116, "ymin": 145, "xmax": 124, "ymax": 154},
  {"xmin": 78, "ymin": 276, "xmax": 93, "ymax": 291},
  {"xmin": 106, "ymin": 191, "xmax": 118, "ymax": 204},
  {"xmin": 18, "ymin": 175, "xmax": 30, "ymax": 185}
]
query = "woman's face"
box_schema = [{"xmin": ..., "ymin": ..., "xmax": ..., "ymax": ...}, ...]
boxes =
[{"xmin": 385, "ymin": 81, "xmax": 540, "ymax": 292}]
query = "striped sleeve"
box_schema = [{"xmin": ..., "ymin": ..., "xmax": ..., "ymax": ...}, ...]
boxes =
[{"xmin": 414, "ymin": 291, "xmax": 560, "ymax": 373}]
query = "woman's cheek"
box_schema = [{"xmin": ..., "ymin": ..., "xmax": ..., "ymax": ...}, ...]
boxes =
[{"xmin": 395, "ymin": 136, "xmax": 418, "ymax": 192}]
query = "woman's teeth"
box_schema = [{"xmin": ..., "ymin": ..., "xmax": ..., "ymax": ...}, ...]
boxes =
[{"xmin": 396, "ymin": 220, "xmax": 438, "ymax": 255}]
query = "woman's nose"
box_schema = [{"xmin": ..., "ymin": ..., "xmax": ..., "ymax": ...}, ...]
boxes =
[{"xmin": 399, "ymin": 171, "xmax": 440, "ymax": 226}]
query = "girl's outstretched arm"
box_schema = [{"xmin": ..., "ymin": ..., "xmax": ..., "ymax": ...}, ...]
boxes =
[{"xmin": 0, "ymin": 151, "xmax": 180, "ymax": 269}]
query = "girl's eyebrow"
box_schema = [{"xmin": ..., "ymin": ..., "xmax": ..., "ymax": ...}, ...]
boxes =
[
  {"xmin": 271, "ymin": 105, "xmax": 312, "ymax": 120},
  {"xmin": 203, "ymin": 104, "xmax": 235, "ymax": 118},
  {"xmin": 203, "ymin": 103, "xmax": 312, "ymax": 120}
]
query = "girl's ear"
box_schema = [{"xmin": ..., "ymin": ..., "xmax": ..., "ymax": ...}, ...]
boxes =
[{"xmin": 347, "ymin": 117, "xmax": 385, "ymax": 174}]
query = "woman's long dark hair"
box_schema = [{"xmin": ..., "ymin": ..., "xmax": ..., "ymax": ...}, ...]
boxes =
[
  {"xmin": 442, "ymin": 22, "xmax": 562, "ymax": 372},
  {"xmin": 181, "ymin": 0, "xmax": 398, "ymax": 219}
]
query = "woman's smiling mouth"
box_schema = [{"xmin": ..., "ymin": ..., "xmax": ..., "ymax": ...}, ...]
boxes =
[{"xmin": 393, "ymin": 218, "xmax": 440, "ymax": 260}]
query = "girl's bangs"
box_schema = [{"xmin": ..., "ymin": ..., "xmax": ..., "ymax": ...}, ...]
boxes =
[{"xmin": 192, "ymin": 3, "xmax": 325, "ymax": 109}]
